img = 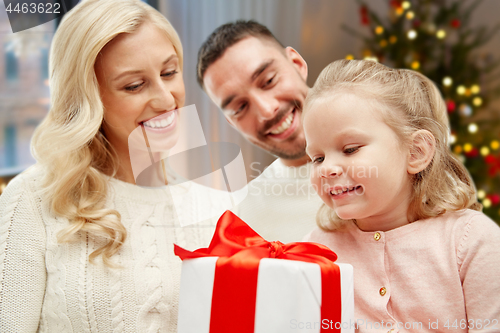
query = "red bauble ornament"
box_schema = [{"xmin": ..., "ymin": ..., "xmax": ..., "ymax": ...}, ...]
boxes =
[
  {"xmin": 450, "ymin": 19, "xmax": 461, "ymax": 28},
  {"xmin": 465, "ymin": 148, "xmax": 479, "ymax": 158},
  {"xmin": 487, "ymin": 194, "xmax": 500, "ymax": 206},
  {"xmin": 447, "ymin": 100, "xmax": 456, "ymax": 113},
  {"xmin": 485, "ymin": 154, "xmax": 500, "ymax": 176},
  {"xmin": 360, "ymin": 6, "xmax": 369, "ymax": 25},
  {"xmin": 413, "ymin": 19, "xmax": 421, "ymax": 28},
  {"xmin": 485, "ymin": 154, "xmax": 496, "ymax": 164},
  {"xmin": 390, "ymin": 0, "xmax": 402, "ymax": 9}
]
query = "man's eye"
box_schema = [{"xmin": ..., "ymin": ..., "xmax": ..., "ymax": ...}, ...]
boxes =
[
  {"xmin": 263, "ymin": 75, "xmax": 275, "ymax": 88},
  {"xmin": 234, "ymin": 102, "xmax": 247, "ymax": 115},
  {"xmin": 344, "ymin": 146, "xmax": 360, "ymax": 154},
  {"xmin": 313, "ymin": 157, "xmax": 324, "ymax": 164}
]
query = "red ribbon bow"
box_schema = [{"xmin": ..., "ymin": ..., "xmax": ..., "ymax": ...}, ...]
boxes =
[{"xmin": 175, "ymin": 210, "xmax": 342, "ymax": 333}]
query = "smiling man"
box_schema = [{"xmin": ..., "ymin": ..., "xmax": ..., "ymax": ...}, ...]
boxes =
[{"xmin": 197, "ymin": 20, "xmax": 322, "ymax": 242}]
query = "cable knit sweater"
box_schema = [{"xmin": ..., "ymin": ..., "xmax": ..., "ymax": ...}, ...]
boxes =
[{"xmin": 0, "ymin": 165, "xmax": 231, "ymax": 332}]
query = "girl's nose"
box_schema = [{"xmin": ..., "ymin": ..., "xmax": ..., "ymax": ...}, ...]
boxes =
[{"xmin": 319, "ymin": 164, "xmax": 343, "ymax": 178}]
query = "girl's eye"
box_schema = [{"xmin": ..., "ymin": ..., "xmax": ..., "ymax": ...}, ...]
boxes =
[
  {"xmin": 313, "ymin": 156, "xmax": 324, "ymax": 164},
  {"xmin": 161, "ymin": 70, "xmax": 178, "ymax": 78},
  {"xmin": 344, "ymin": 146, "xmax": 360, "ymax": 154}
]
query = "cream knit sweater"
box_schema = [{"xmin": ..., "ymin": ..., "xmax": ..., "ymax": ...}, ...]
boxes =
[{"xmin": 0, "ymin": 165, "xmax": 230, "ymax": 332}]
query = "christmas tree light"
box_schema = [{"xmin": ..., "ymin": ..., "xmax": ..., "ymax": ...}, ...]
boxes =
[
  {"xmin": 442, "ymin": 77, "xmax": 453, "ymax": 87},
  {"xmin": 436, "ymin": 29, "xmax": 446, "ymax": 39}
]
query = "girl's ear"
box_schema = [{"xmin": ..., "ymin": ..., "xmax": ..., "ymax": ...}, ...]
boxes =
[{"xmin": 407, "ymin": 130, "xmax": 436, "ymax": 174}]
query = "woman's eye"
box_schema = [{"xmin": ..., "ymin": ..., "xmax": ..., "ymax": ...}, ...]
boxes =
[
  {"xmin": 344, "ymin": 146, "xmax": 360, "ymax": 154},
  {"xmin": 125, "ymin": 82, "xmax": 143, "ymax": 91},
  {"xmin": 124, "ymin": 70, "xmax": 178, "ymax": 91},
  {"xmin": 313, "ymin": 157, "xmax": 324, "ymax": 164},
  {"xmin": 161, "ymin": 70, "xmax": 178, "ymax": 78}
]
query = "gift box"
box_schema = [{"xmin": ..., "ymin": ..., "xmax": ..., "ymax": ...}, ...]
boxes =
[{"xmin": 175, "ymin": 211, "xmax": 354, "ymax": 333}]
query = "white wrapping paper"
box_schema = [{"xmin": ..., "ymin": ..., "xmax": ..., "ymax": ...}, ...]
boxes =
[{"xmin": 178, "ymin": 257, "xmax": 354, "ymax": 333}]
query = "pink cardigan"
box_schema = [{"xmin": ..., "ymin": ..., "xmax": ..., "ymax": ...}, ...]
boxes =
[{"xmin": 304, "ymin": 209, "xmax": 500, "ymax": 333}]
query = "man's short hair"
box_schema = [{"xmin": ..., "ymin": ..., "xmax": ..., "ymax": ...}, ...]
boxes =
[{"xmin": 196, "ymin": 20, "xmax": 284, "ymax": 89}]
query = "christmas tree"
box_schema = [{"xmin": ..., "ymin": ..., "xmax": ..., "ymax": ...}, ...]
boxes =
[{"xmin": 343, "ymin": 0, "xmax": 500, "ymax": 223}]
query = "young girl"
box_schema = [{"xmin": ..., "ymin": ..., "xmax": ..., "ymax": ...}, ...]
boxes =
[{"xmin": 303, "ymin": 59, "xmax": 500, "ymax": 333}]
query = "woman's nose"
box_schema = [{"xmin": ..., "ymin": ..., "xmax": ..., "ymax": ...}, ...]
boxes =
[{"xmin": 150, "ymin": 80, "xmax": 176, "ymax": 111}]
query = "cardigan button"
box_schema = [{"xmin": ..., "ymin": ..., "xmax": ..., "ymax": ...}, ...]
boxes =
[
  {"xmin": 374, "ymin": 232, "xmax": 381, "ymax": 241},
  {"xmin": 379, "ymin": 287, "xmax": 387, "ymax": 296}
]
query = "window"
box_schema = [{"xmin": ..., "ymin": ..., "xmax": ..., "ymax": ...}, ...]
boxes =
[
  {"xmin": 5, "ymin": 48, "xmax": 18, "ymax": 82},
  {"xmin": 0, "ymin": 11, "xmax": 54, "ymax": 186}
]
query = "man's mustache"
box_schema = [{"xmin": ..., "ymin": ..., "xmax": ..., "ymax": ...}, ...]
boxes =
[{"xmin": 260, "ymin": 100, "xmax": 302, "ymax": 135}]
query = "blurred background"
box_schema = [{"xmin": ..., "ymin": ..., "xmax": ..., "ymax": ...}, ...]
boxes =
[{"xmin": 0, "ymin": 0, "xmax": 499, "ymax": 222}]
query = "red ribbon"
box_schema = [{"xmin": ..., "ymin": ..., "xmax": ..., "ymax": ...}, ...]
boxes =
[{"xmin": 175, "ymin": 210, "xmax": 342, "ymax": 333}]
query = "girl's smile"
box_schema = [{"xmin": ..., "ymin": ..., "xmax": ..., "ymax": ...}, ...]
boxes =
[{"xmin": 327, "ymin": 185, "xmax": 364, "ymax": 198}]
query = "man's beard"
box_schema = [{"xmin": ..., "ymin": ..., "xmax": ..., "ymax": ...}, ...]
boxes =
[{"xmin": 268, "ymin": 139, "xmax": 307, "ymax": 160}]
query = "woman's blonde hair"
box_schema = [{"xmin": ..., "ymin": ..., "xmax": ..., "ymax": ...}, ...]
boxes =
[
  {"xmin": 304, "ymin": 59, "xmax": 481, "ymax": 231},
  {"xmin": 31, "ymin": 0, "xmax": 183, "ymax": 266}
]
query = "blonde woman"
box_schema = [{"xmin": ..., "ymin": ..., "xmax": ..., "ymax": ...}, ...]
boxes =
[{"xmin": 0, "ymin": 0, "xmax": 228, "ymax": 331}]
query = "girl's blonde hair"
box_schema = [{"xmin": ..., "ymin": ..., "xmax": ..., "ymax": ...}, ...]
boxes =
[
  {"xmin": 31, "ymin": 0, "xmax": 183, "ymax": 266},
  {"xmin": 304, "ymin": 60, "xmax": 481, "ymax": 231}
]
